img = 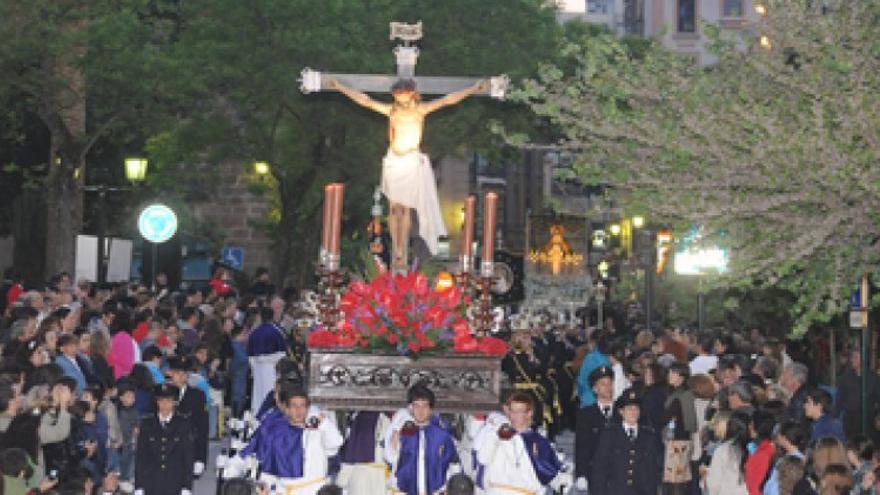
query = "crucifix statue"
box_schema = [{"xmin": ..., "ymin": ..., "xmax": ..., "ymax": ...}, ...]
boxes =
[{"xmin": 301, "ymin": 21, "xmax": 508, "ymax": 273}]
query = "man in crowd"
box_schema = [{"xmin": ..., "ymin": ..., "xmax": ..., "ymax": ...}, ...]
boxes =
[
  {"xmin": 165, "ymin": 355, "xmax": 209, "ymax": 477},
  {"xmin": 135, "ymin": 383, "xmax": 195, "ymax": 495},
  {"xmin": 575, "ymin": 365, "xmax": 618, "ymax": 491},
  {"xmin": 591, "ymin": 389, "xmax": 661, "ymax": 494}
]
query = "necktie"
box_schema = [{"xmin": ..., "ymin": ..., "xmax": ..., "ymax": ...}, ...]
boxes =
[
  {"xmin": 627, "ymin": 428, "xmax": 635, "ymax": 441},
  {"xmin": 602, "ymin": 406, "xmax": 610, "ymax": 419}
]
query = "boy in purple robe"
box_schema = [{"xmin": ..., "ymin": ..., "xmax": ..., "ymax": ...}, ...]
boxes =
[
  {"xmin": 477, "ymin": 391, "xmax": 567, "ymax": 494},
  {"xmin": 384, "ymin": 385, "xmax": 460, "ymax": 495},
  {"xmin": 237, "ymin": 386, "xmax": 343, "ymax": 495}
]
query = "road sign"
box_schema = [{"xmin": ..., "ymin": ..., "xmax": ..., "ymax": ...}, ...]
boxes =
[
  {"xmin": 137, "ymin": 204, "xmax": 177, "ymax": 243},
  {"xmin": 221, "ymin": 247, "xmax": 244, "ymax": 271},
  {"xmin": 851, "ymin": 310, "xmax": 867, "ymax": 329},
  {"xmin": 851, "ymin": 288, "xmax": 862, "ymax": 309}
]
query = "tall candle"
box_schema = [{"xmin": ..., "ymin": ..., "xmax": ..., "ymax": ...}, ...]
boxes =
[
  {"xmin": 322, "ymin": 184, "xmax": 334, "ymax": 253},
  {"xmin": 482, "ymin": 192, "xmax": 498, "ymax": 262},
  {"xmin": 461, "ymin": 195, "xmax": 476, "ymax": 257},
  {"xmin": 328, "ymin": 183, "xmax": 345, "ymax": 255}
]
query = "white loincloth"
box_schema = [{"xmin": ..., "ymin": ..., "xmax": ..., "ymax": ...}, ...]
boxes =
[
  {"xmin": 381, "ymin": 151, "xmax": 448, "ymax": 255},
  {"xmin": 249, "ymin": 352, "xmax": 285, "ymax": 414}
]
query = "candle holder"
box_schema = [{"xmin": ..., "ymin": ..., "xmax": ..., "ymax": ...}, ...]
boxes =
[
  {"xmin": 455, "ymin": 254, "xmax": 474, "ymax": 292},
  {"xmin": 317, "ymin": 254, "xmax": 343, "ymax": 331},
  {"xmin": 473, "ymin": 260, "xmax": 495, "ymax": 337}
]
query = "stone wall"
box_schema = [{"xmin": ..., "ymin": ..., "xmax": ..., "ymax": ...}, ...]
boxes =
[{"xmin": 188, "ymin": 162, "xmax": 273, "ymax": 276}]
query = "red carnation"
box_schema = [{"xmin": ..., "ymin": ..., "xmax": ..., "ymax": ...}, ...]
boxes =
[
  {"xmin": 306, "ymin": 330, "xmax": 339, "ymax": 348},
  {"xmin": 454, "ymin": 335, "xmax": 478, "ymax": 353},
  {"xmin": 387, "ymin": 333, "xmax": 398, "ymax": 345},
  {"xmin": 407, "ymin": 341, "xmax": 421, "ymax": 353},
  {"xmin": 477, "ymin": 336, "xmax": 508, "ymax": 356}
]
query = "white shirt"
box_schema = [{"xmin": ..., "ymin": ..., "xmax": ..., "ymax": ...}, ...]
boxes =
[
  {"xmin": 623, "ymin": 422, "xmax": 638, "ymax": 439},
  {"xmin": 690, "ymin": 354, "xmax": 719, "ymax": 375}
]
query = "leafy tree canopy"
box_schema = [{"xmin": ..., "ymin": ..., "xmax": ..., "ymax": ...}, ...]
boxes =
[{"xmin": 513, "ymin": 0, "xmax": 880, "ymax": 334}]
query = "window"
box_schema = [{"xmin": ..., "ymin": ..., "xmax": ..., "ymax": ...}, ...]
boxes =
[
  {"xmin": 587, "ymin": 0, "xmax": 611, "ymax": 14},
  {"xmin": 677, "ymin": 0, "xmax": 696, "ymax": 33},
  {"xmin": 722, "ymin": 0, "xmax": 743, "ymax": 17}
]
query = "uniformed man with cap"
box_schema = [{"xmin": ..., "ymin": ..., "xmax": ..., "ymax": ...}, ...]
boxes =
[
  {"xmin": 574, "ymin": 365, "xmax": 619, "ymax": 491},
  {"xmin": 134, "ymin": 383, "xmax": 195, "ymax": 495},
  {"xmin": 165, "ymin": 355, "xmax": 209, "ymax": 476},
  {"xmin": 591, "ymin": 388, "xmax": 661, "ymax": 495}
]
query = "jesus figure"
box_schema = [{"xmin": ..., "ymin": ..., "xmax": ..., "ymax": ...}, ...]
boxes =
[{"xmin": 328, "ymin": 77, "xmax": 490, "ymax": 272}]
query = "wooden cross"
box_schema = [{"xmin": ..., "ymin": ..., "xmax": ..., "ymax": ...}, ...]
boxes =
[{"xmin": 299, "ymin": 21, "xmax": 508, "ymax": 99}]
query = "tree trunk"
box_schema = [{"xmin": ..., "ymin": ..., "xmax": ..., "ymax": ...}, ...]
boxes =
[{"xmin": 43, "ymin": 14, "xmax": 87, "ymax": 280}]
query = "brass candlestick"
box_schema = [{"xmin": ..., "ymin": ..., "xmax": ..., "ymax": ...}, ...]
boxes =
[
  {"xmin": 317, "ymin": 254, "xmax": 343, "ymax": 331},
  {"xmin": 473, "ymin": 260, "xmax": 495, "ymax": 337}
]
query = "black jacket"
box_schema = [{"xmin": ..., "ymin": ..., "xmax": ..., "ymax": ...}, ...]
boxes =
[
  {"xmin": 176, "ymin": 386, "xmax": 208, "ymax": 464},
  {"xmin": 575, "ymin": 402, "xmax": 619, "ymax": 479},
  {"xmin": 591, "ymin": 423, "xmax": 662, "ymax": 495},
  {"xmin": 135, "ymin": 413, "xmax": 195, "ymax": 495}
]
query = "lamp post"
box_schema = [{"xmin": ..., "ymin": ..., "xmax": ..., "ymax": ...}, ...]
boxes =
[
  {"xmin": 83, "ymin": 157, "xmax": 148, "ymax": 284},
  {"xmin": 595, "ymin": 280, "xmax": 606, "ymax": 330},
  {"xmin": 673, "ymin": 237, "xmax": 728, "ymax": 332}
]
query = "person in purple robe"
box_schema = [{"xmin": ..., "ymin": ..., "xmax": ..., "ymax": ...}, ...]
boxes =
[
  {"xmin": 477, "ymin": 391, "xmax": 568, "ymax": 494},
  {"xmin": 247, "ymin": 306, "xmax": 289, "ymax": 413},
  {"xmin": 237, "ymin": 386, "xmax": 343, "ymax": 495},
  {"xmin": 384, "ymin": 384, "xmax": 460, "ymax": 495}
]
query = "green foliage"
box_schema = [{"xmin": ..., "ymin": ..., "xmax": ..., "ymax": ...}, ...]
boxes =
[{"xmin": 515, "ymin": 1, "xmax": 880, "ymax": 335}]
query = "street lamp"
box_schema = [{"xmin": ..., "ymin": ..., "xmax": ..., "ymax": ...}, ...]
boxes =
[
  {"xmin": 254, "ymin": 161, "xmax": 271, "ymax": 176},
  {"xmin": 609, "ymin": 223, "xmax": 621, "ymax": 236},
  {"xmin": 632, "ymin": 215, "xmax": 645, "ymax": 229},
  {"xmin": 84, "ymin": 157, "xmax": 148, "ymax": 284},
  {"xmin": 674, "ymin": 243, "xmax": 728, "ymax": 332},
  {"xmin": 124, "ymin": 158, "xmax": 149, "ymax": 182}
]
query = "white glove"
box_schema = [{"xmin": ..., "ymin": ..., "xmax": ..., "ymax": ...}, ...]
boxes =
[
  {"xmin": 181, "ymin": 489, "xmax": 192, "ymax": 495},
  {"xmin": 193, "ymin": 461, "xmax": 205, "ymax": 476},
  {"xmin": 134, "ymin": 490, "xmax": 144, "ymax": 495}
]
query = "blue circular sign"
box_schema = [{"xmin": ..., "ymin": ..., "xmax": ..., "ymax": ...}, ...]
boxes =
[{"xmin": 138, "ymin": 204, "xmax": 178, "ymax": 243}]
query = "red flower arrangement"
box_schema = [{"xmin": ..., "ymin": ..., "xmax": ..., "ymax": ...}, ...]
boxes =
[{"xmin": 307, "ymin": 272, "xmax": 507, "ymax": 358}]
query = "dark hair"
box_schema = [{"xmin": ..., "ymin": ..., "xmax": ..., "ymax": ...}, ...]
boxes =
[
  {"xmin": 57, "ymin": 333, "xmax": 78, "ymax": 349},
  {"xmin": 391, "ymin": 78, "xmax": 417, "ymax": 93},
  {"xmin": 407, "ymin": 384, "xmax": 436, "ymax": 407},
  {"xmin": 142, "ymin": 346, "xmax": 163, "ymax": 362},
  {"xmin": 506, "ymin": 391, "xmax": 534, "ymax": 410},
  {"xmin": 54, "ymin": 376, "xmax": 77, "ymax": 393},
  {"xmin": 255, "ymin": 267, "xmax": 269, "ymax": 278},
  {"xmin": 128, "ymin": 363, "xmax": 155, "ymax": 390},
  {"xmin": 316, "ymin": 485, "xmax": 343, "ymax": 495},
  {"xmin": 820, "ymin": 463, "xmax": 853, "ymax": 494},
  {"xmin": 778, "ymin": 420, "xmax": 808, "ymax": 452},
  {"xmin": 4, "ymin": 412, "xmax": 41, "ymax": 461},
  {"xmin": 668, "ymin": 362, "xmax": 691, "ymax": 383},
  {"xmin": 220, "ymin": 478, "xmax": 255, "ymax": 495},
  {"xmin": 260, "ymin": 306, "xmax": 275, "ymax": 324},
  {"xmin": 180, "ymin": 306, "xmax": 199, "ymax": 322},
  {"xmin": 0, "ymin": 382, "xmax": 14, "ymax": 412},
  {"xmin": 446, "ymin": 473, "xmax": 475, "ymax": 495},
  {"xmin": 751, "ymin": 408, "xmax": 775, "ymax": 441},
  {"xmin": 726, "ymin": 410, "xmax": 752, "ymax": 477},
  {"xmin": 806, "ymin": 387, "xmax": 832, "ymax": 413},
  {"xmin": 83, "ymin": 384, "xmax": 105, "ymax": 404},
  {"xmin": 0, "ymin": 447, "xmax": 33, "ymax": 479},
  {"xmin": 278, "ymin": 386, "xmax": 308, "ymax": 406},
  {"xmin": 697, "ymin": 334, "xmax": 714, "ymax": 353}
]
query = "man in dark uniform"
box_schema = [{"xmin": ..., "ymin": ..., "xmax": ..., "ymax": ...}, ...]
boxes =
[
  {"xmin": 134, "ymin": 383, "xmax": 195, "ymax": 495},
  {"xmin": 165, "ymin": 356, "xmax": 209, "ymax": 476},
  {"xmin": 591, "ymin": 389, "xmax": 661, "ymax": 495},
  {"xmin": 575, "ymin": 365, "xmax": 619, "ymax": 491},
  {"xmin": 502, "ymin": 328, "xmax": 549, "ymax": 431}
]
